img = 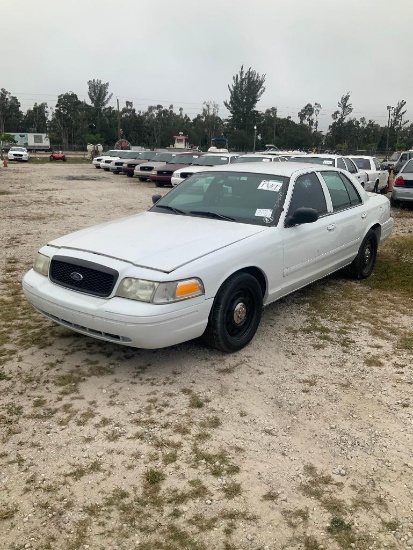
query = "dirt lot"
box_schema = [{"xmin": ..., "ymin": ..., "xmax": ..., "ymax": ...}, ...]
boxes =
[{"xmin": 0, "ymin": 162, "xmax": 412, "ymax": 550}]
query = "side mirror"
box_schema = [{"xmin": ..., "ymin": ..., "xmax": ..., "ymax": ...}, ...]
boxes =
[
  {"xmin": 152, "ymin": 194, "xmax": 162, "ymax": 204},
  {"xmin": 286, "ymin": 207, "xmax": 318, "ymax": 227}
]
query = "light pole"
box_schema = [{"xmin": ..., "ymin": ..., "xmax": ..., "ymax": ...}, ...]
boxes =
[
  {"xmin": 386, "ymin": 105, "xmax": 393, "ymax": 160},
  {"xmin": 253, "ymin": 125, "xmax": 257, "ymax": 153}
]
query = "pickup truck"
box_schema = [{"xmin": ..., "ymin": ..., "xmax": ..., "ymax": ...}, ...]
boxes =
[{"xmin": 348, "ymin": 156, "xmax": 389, "ymax": 193}]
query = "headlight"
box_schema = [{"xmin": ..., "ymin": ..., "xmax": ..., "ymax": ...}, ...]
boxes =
[
  {"xmin": 116, "ymin": 277, "xmax": 204, "ymax": 303},
  {"xmin": 33, "ymin": 252, "xmax": 51, "ymax": 276},
  {"xmin": 151, "ymin": 170, "xmax": 157, "ymax": 175}
]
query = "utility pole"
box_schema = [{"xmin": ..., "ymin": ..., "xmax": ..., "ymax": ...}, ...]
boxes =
[
  {"xmin": 117, "ymin": 98, "xmax": 121, "ymax": 141},
  {"xmin": 386, "ymin": 105, "xmax": 393, "ymax": 160}
]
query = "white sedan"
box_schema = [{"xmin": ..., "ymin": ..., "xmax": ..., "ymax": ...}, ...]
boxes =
[
  {"xmin": 171, "ymin": 153, "xmax": 239, "ymax": 186},
  {"xmin": 22, "ymin": 163, "xmax": 393, "ymax": 353},
  {"xmin": 291, "ymin": 154, "xmax": 368, "ymax": 187},
  {"xmin": 8, "ymin": 146, "xmax": 30, "ymax": 161},
  {"xmin": 92, "ymin": 150, "xmax": 123, "ymax": 169},
  {"xmin": 348, "ymin": 156, "xmax": 389, "ymax": 193}
]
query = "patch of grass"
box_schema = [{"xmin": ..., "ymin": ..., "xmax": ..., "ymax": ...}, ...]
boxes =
[
  {"xmin": 199, "ymin": 415, "xmax": 222, "ymax": 429},
  {"xmin": 144, "ymin": 468, "xmax": 166, "ymax": 485},
  {"xmin": 64, "ymin": 460, "xmax": 103, "ymax": 481},
  {"xmin": 222, "ymin": 481, "xmax": 242, "ymax": 499},
  {"xmin": 363, "ymin": 236, "xmax": 413, "ymax": 296},
  {"xmin": 262, "ymin": 490, "xmax": 278, "ymax": 501},
  {"xmin": 192, "ymin": 446, "xmax": 240, "ymax": 477},
  {"xmin": 282, "ymin": 507, "xmax": 309, "ymax": 527},
  {"xmin": 0, "ymin": 503, "xmax": 18, "ymax": 520},
  {"xmin": 364, "ymin": 355, "xmax": 384, "ymax": 367},
  {"xmin": 382, "ymin": 518, "xmax": 400, "ymax": 531},
  {"xmin": 398, "ymin": 333, "xmax": 413, "ymax": 352}
]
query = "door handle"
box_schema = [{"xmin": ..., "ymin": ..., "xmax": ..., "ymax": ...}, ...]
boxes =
[{"xmin": 327, "ymin": 224, "xmax": 336, "ymax": 231}]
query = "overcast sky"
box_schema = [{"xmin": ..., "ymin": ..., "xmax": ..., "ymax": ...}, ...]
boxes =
[{"xmin": 3, "ymin": 0, "xmax": 412, "ymax": 132}]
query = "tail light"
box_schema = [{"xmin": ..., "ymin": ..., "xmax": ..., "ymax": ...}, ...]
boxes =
[{"xmin": 394, "ymin": 176, "xmax": 405, "ymax": 187}]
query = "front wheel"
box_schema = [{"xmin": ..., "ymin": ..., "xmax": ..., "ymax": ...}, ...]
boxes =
[
  {"xmin": 155, "ymin": 181, "xmax": 165, "ymax": 188},
  {"xmin": 347, "ymin": 230, "xmax": 378, "ymax": 280},
  {"xmin": 202, "ymin": 273, "xmax": 263, "ymax": 352}
]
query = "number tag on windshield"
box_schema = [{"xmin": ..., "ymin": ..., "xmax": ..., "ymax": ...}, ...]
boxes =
[{"xmin": 258, "ymin": 180, "xmax": 282, "ymax": 192}]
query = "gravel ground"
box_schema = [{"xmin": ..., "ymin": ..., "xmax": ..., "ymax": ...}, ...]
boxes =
[{"xmin": 0, "ymin": 162, "xmax": 412, "ymax": 550}]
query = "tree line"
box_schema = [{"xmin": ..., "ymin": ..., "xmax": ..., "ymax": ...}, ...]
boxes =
[{"xmin": 0, "ymin": 67, "xmax": 411, "ymax": 153}]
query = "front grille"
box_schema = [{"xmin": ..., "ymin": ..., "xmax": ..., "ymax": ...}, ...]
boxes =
[
  {"xmin": 140, "ymin": 166, "xmax": 153, "ymax": 172},
  {"xmin": 50, "ymin": 256, "xmax": 118, "ymax": 297},
  {"xmin": 180, "ymin": 172, "xmax": 193, "ymax": 179},
  {"xmin": 158, "ymin": 170, "xmax": 173, "ymax": 176}
]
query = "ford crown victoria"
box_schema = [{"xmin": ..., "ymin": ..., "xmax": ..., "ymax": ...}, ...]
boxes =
[{"xmin": 22, "ymin": 163, "xmax": 393, "ymax": 353}]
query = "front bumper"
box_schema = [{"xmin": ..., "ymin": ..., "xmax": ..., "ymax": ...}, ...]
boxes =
[
  {"xmin": 150, "ymin": 174, "xmax": 172, "ymax": 184},
  {"xmin": 171, "ymin": 176, "xmax": 185, "ymax": 187},
  {"xmin": 22, "ymin": 270, "xmax": 212, "ymax": 349}
]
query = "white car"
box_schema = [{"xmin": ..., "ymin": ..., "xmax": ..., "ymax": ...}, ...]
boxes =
[
  {"xmin": 171, "ymin": 153, "xmax": 239, "ymax": 186},
  {"xmin": 290, "ymin": 154, "xmax": 368, "ymax": 188},
  {"xmin": 391, "ymin": 158, "xmax": 413, "ymax": 207},
  {"xmin": 92, "ymin": 150, "xmax": 123, "ymax": 169},
  {"xmin": 348, "ymin": 156, "xmax": 389, "ymax": 193},
  {"xmin": 8, "ymin": 146, "xmax": 30, "ymax": 161},
  {"xmin": 22, "ymin": 162, "xmax": 393, "ymax": 353}
]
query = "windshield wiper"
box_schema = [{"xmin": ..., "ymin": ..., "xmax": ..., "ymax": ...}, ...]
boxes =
[
  {"xmin": 155, "ymin": 205, "xmax": 187, "ymax": 215},
  {"xmin": 189, "ymin": 210, "xmax": 235, "ymax": 221}
]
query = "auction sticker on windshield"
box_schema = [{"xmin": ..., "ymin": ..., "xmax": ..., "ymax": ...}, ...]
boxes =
[
  {"xmin": 258, "ymin": 180, "xmax": 282, "ymax": 191},
  {"xmin": 255, "ymin": 209, "xmax": 273, "ymax": 217}
]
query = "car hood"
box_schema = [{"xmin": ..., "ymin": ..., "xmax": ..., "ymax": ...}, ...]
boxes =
[
  {"xmin": 48, "ymin": 212, "xmax": 267, "ymax": 273},
  {"xmin": 136, "ymin": 161, "xmax": 170, "ymax": 170}
]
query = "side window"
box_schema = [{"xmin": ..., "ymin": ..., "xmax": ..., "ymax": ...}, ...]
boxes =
[
  {"xmin": 343, "ymin": 158, "xmax": 357, "ymax": 173},
  {"xmin": 373, "ymin": 158, "xmax": 381, "ymax": 170},
  {"xmin": 401, "ymin": 153, "xmax": 408, "ymax": 161},
  {"xmin": 320, "ymin": 171, "xmax": 359, "ymax": 211},
  {"xmin": 288, "ymin": 172, "xmax": 327, "ymax": 216},
  {"xmin": 337, "ymin": 158, "xmax": 347, "ymax": 170}
]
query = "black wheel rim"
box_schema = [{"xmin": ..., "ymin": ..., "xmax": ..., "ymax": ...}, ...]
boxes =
[
  {"xmin": 224, "ymin": 287, "xmax": 256, "ymax": 340},
  {"xmin": 362, "ymin": 238, "xmax": 375, "ymax": 274}
]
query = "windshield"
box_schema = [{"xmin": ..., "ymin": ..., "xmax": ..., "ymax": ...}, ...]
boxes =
[
  {"xmin": 390, "ymin": 152, "xmax": 399, "ymax": 161},
  {"xmin": 350, "ymin": 158, "xmax": 370, "ymax": 170},
  {"xmin": 167, "ymin": 154, "xmax": 201, "ymax": 164},
  {"xmin": 402, "ymin": 159, "xmax": 413, "ymax": 173},
  {"xmin": 10, "ymin": 147, "xmax": 26, "ymax": 151},
  {"xmin": 192, "ymin": 156, "xmax": 230, "ymax": 166},
  {"xmin": 103, "ymin": 150, "xmax": 120, "ymax": 157},
  {"xmin": 122, "ymin": 151, "xmax": 145, "ymax": 159},
  {"xmin": 150, "ymin": 171, "xmax": 289, "ymax": 226},
  {"xmin": 153, "ymin": 153, "xmax": 176, "ymax": 162},
  {"xmin": 235, "ymin": 156, "xmax": 273, "ymax": 163}
]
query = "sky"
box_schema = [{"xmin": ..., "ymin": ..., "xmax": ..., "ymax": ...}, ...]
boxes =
[{"xmin": 3, "ymin": 0, "xmax": 413, "ymax": 133}]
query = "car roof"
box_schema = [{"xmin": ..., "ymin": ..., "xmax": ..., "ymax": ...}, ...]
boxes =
[
  {"xmin": 292, "ymin": 153, "xmax": 341, "ymax": 159},
  {"xmin": 348, "ymin": 155, "xmax": 375, "ymax": 160},
  {"xmin": 192, "ymin": 161, "xmax": 348, "ymax": 178}
]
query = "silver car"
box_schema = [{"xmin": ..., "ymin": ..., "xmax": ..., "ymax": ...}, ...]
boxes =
[{"xmin": 391, "ymin": 158, "xmax": 413, "ymax": 207}]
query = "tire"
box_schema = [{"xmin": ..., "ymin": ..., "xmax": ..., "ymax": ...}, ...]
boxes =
[
  {"xmin": 347, "ymin": 230, "xmax": 378, "ymax": 280},
  {"xmin": 138, "ymin": 177, "xmax": 147, "ymax": 182},
  {"xmin": 390, "ymin": 196, "xmax": 399, "ymax": 207},
  {"xmin": 202, "ymin": 273, "xmax": 263, "ymax": 352},
  {"xmin": 155, "ymin": 181, "xmax": 165, "ymax": 187},
  {"xmin": 126, "ymin": 173, "xmax": 133, "ymax": 177}
]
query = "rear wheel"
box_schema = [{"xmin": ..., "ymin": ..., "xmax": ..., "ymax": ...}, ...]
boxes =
[
  {"xmin": 202, "ymin": 273, "xmax": 263, "ymax": 352},
  {"xmin": 347, "ymin": 229, "xmax": 378, "ymax": 280}
]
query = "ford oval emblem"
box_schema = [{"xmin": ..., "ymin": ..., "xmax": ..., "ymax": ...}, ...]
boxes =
[{"xmin": 70, "ymin": 271, "xmax": 84, "ymax": 282}]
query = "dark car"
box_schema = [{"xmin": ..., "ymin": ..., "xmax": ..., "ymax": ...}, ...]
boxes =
[
  {"xmin": 149, "ymin": 152, "xmax": 204, "ymax": 187},
  {"xmin": 109, "ymin": 151, "xmax": 148, "ymax": 174},
  {"xmin": 121, "ymin": 151, "xmax": 161, "ymax": 178}
]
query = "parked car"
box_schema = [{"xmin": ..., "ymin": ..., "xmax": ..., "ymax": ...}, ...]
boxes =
[
  {"xmin": 22, "ymin": 162, "xmax": 393, "ymax": 353},
  {"xmin": 121, "ymin": 151, "xmax": 161, "ymax": 178},
  {"xmin": 391, "ymin": 158, "xmax": 413, "ymax": 207},
  {"xmin": 348, "ymin": 156, "xmax": 388, "ymax": 193},
  {"xmin": 171, "ymin": 153, "xmax": 240, "ymax": 186},
  {"xmin": 109, "ymin": 151, "xmax": 148, "ymax": 174},
  {"xmin": 134, "ymin": 152, "xmax": 178, "ymax": 181},
  {"xmin": 49, "ymin": 151, "xmax": 67, "ymax": 162},
  {"xmin": 390, "ymin": 150, "xmax": 413, "ymax": 174},
  {"xmin": 100, "ymin": 150, "xmax": 139, "ymax": 171},
  {"xmin": 381, "ymin": 151, "xmax": 401, "ymax": 172},
  {"xmin": 150, "ymin": 152, "xmax": 204, "ymax": 187},
  {"xmin": 92, "ymin": 150, "xmax": 123, "ymax": 169},
  {"xmin": 290, "ymin": 154, "xmax": 368, "ymax": 187},
  {"xmin": 8, "ymin": 146, "xmax": 29, "ymax": 161},
  {"xmin": 234, "ymin": 154, "xmax": 288, "ymax": 163}
]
